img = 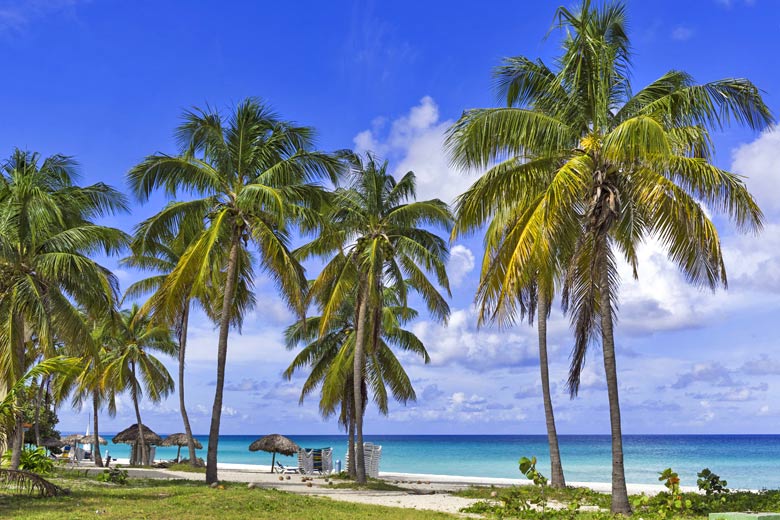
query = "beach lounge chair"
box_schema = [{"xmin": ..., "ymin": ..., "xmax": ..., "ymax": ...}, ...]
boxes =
[
  {"xmin": 275, "ymin": 461, "xmax": 300, "ymax": 474},
  {"xmin": 344, "ymin": 443, "xmax": 381, "ymax": 478}
]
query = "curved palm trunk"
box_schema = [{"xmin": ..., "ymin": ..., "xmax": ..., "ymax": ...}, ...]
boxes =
[
  {"xmin": 177, "ymin": 304, "xmax": 197, "ymax": 465},
  {"xmin": 352, "ymin": 289, "xmax": 368, "ymax": 484},
  {"xmin": 92, "ymin": 390, "xmax": 103, "ymax": 467},
  {"xmin": 131, "ymin": 361, "xmax": 147, "ymax": 466},
  {"xmin": 206, "ymin": 235, "xmax": 241, "ymax": 484},
  {"xmin": 9, "ymin": 321, "xmax": 25, "ymax": 470},
  {"xmin": 537, "ymin": 288, "xmax": 565, "ymax": 488},
  {"xmin": 600, "ymin": 260, "xmax": 630, "ymax": 514}
]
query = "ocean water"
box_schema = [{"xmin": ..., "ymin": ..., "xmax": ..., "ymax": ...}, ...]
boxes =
[{"xmin": 86, "ymin": 434, "xmax": 780, "ymax": 489}]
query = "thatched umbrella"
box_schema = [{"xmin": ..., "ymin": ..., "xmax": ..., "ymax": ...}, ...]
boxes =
[
  {"xmin": 160, "ymin": 433, "xmax": 203, "ymax": 462},
  {"xmin": 38, "ymin": 437, "xmax": 64, "ymax": 449},
  {"xmin": 248, "ymin": 434, "xmax": 299, "ymax": 473},
  {"xmin": 112, "ymin": 424, "xmax": 163, "ymax": 465},
  {"xmin": 61, "ymin": 433, "xmax": 83, "ymax": 445},
  {"xmin": 79, "ymin": 434, "xmax": 107, "ymax": 445}
]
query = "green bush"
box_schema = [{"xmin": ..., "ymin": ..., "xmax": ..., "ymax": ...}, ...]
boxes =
[
  {"xmin": 96, "ymin": 467, "xmax": 129, "ymax": 485},
  {"xmin": 697, "ymin": 468, "xmax": 729, "ymax": 495},
  {"xmin": 1, "ymin": 446, "xmax": 55, "ymax": 475}
]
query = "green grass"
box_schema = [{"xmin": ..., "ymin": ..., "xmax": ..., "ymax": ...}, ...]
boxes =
[{"xmin": 0, "ymin": 476, "xmax": 459, "ymax": 519}]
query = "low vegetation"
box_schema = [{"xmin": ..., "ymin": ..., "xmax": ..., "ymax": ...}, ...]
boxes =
[{"xmin": 0, "ymin": 473, "xmax": 457, "ymax": 520}]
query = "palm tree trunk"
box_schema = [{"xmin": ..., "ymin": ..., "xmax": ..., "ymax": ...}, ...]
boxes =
[
  {"xmin": 347, "ymin": 407, "xmax": 356, "ymax": 478},
  {"xmin": 9, "ymin": 322, "xmax": 25, "ymax": 470},
  {"xmin": 34, "ymin": 379, "xmax": 44, "ymax": 447},
  {"xmin": 537, "ymin": 287, "xmax": 565, "ymax": 488},
  {"xmin": 177, "ymin": 303, "xmax": 197, "ymax": 466},
  {"xmin": 352, "ymin": 287, "xmax": 368, "ymax": 484},
  {"xmin": 600, "ymin": 258, "xmax": 630, "ymax": 514},
  {"xmin": 206, "ymin": 234, "xmax": 241, "ymax": 485},
  {"xmin": 131, "ymin": 361, "xmax": 147, "ymax": 466},
  {"xmin": 92, "ymin": 390, "xmax": 103, "ymax": 467}
]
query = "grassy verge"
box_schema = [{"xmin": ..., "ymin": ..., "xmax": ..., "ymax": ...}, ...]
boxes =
[
  {"xmin": 0, "ymin": 474, "xmax": 458, "ymax": 520},
  {"xmin": 454, "ymin": 484, "xmax": 780, "ymax": 519}
]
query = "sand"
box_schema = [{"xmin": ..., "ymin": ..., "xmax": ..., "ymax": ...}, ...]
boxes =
[{"xmin": 74, "ymin": 458, "xmax": 697, "ymax": 515}]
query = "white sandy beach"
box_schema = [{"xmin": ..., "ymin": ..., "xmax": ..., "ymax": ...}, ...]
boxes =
[{"xmin": 79, "ymin": 458, "xmax": 697, "ymax": 515}]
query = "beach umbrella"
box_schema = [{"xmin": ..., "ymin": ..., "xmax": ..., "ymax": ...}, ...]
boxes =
[
  {"xmin": 61, "ymin": 433, "xmax": 83, "ymax": 445},
  {"xmin": 112, "ymin": 424, "xmax": 163, "ymax": 465},
  {"xmin": 248, "ymin": 434, "xmax": 299, "ymax": 473},
  {"xmin": 38, "ymin": 437, "xmax": 64, "ymax": 449},
  {"xmin": 160, "ymin": 433, "xmax": 203, "ymax": 462},
  {"xmin": 79, "ymin": 434, "xmax": 108, "ymax": 445}
]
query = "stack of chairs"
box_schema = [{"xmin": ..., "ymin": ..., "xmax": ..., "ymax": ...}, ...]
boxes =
[
  {"xmin": 345, "ymin": 442, "xmax": 382, "ymax": 478},
  {"xmin": 297, "ymin": 448, "xmax": 333, "ymax": 474}
]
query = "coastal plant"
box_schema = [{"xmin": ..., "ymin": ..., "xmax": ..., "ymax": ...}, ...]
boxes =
[
  {"xmin": 446, "ymin": 0, "xmax": 772, "ymax": 513},
  {"xmin": 122, "ymin": 217, "xmax": 210, "ymax": 467},
  {"xmin": 102, "ymin": 304, "xmax": 177, "ymax": 465},
  {"xmin": 0, "ymin": 149, "xmax": 128, "ymax": 469},
  {"xmin": 96, "ymin": 467, "xmax": 128, "ymax": 485},
  {"xmin": 697, "ymin": 468, "xmax": 729, "ymax": 496},
  {"xmin": 283, "ymin": 287, "xmax": 430, "ymax": 481},
  {"xmin": 301, "ymin": 153, "xmax": 452, "ymax": 483},
  {"xmin": 1, "ymin": 447, "xmax": 55, "ymax": 475},
  {"xmin": 127, "ymin": 98, "xmax": 342, "ymax": 483},
  {"xmin": 656, "ymin": 468, "xmax": 692, "ymax": 518}
]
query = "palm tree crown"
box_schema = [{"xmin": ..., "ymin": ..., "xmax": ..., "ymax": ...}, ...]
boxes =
[
  {"xmin": 127, "ymin": 97, "xmax": 343, "ymax": 482},
  {"xmin": 447, "ymin": 0, "xmax": 772, "ymax": 512}
]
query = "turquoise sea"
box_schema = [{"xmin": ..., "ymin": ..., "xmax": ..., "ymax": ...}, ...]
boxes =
[{"xmin": 84, "ymin": 435, "xmax": 780, "ymax": 489}]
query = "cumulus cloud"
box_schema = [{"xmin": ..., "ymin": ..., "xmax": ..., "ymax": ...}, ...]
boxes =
[
  {"xmin": 448, "ymin": 245, "xmax": 475, "ymax": 287},
  {"xmin": 671, "ymin": 362, "xmax": 740, "ymax": 389},
  {"xmin": 353, "ymin": 96, "xmax": 475, "ymax": 204},
  {"xmin": 731, "ymin": 129, "xmax": 780, "ymax": 214},
  {"xmin": 411, "ymin": 307, "xmax": 547, "ymax": 370}
]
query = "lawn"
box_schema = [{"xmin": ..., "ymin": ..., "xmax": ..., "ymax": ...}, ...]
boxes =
[{"xmin": 0, "ymin": 475, "xmax": 458, "ymax": 520}]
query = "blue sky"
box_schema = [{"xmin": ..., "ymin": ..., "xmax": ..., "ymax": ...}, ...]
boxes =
[{"xmin": 3, "ymin": 0, "xmax": 780, "ymax": 436}]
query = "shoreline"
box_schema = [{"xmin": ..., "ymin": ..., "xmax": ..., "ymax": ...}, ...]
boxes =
[{"xmin": 107, "ymin": 458, "xmax": 701, "ymax": 495}]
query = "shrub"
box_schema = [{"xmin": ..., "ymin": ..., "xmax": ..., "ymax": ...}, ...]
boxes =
[
  {"xmin": 1, "ymin": 447, "xmax": 55, "ymax": 475},
  {"xmin": 96, "ymin": 467, "xmax": 128, "ymax": 485}
]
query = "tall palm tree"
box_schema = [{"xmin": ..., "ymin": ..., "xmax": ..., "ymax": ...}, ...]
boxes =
[
  {"xmin": 0, "ymin": 149, "xmax": 127, "ymax": 469},
  {"xmin": 122, "ymin": 216, "xmax": 212, "ymax": 466},
  {"xmin": 446, "ymin": 1, "xmax": 771, "ymax": 512},
  {"xmin": 54, "ymin": 313, "xmax": 118, "ymax": 467},
  {"xmin": 303, "ymin": 154, "xmax": 452, "ymax": 483},
  {"xmin": 127, "ymin": 98, "xmax": 342, "ymax": 483},
  {"xmin": 103, "ymin": 304, "xmax": 176, "ymax": 465},
  {"xmin": 284, "ymin": 288, "xmax": 429, "ymax": 475}
]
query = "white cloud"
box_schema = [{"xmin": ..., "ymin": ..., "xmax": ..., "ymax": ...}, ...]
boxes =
[
  {"xmin": 671, "ymin": 26, "xmax": 694, "ymax": 41},
  {"xmin": 448, "ymin": 245, "xmax": 475, "ymax": 287},
  {"xmin": 353, "ymin": 96, "xmax": 475, "ymax": 204},
  {"xmin": 731, "ymin": 129, "xmax": 780, "ymax": 214}
]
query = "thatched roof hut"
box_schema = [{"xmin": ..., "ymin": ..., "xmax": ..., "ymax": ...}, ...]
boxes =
[
  {"xmin": 112, "ymin": 424, "xmax": 162, "ymax": 445},
  {"xmin": 80, "ymin": 434, "xmax": 107, "ymax": 445},
  {"xmin": 160, "ymin": 433, "xmax": 203, "ymax": 462},
  {"xmin": 248, "ymin": 434, "xmax": 300, "ymax": 473},
  {"xmin": 160, "ymin": 433, "xmax": 202, "ymax": 449},
  {"xmin": 61, "ymin": 434, "xmax": 82, "ymax": 445},
  {"xmin": 38, "ymin": 437, "xmax": 64, "ymax": 449}
]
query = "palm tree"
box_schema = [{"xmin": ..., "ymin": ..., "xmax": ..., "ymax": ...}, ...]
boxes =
[
  {"xmin": 127, "ymin": 98, "xmax": 342, "ymax": 483},
  {"xmin": 303, "ymin": 154, "xmax": 452, "ymax": 483},
  {"xmin": 0, "ymin": 149, "xmax": 127, "ymax": 469},
  {"xmin": 446, "ymin": 1, "xmax": 771, "ymax": 512},
  {"xmin": 122, "ymin": 216, "xmax": 211, "ymax": 466},
  {"xmin": 103, "ymin": 304, "xmax": 176, "ymax": 465},
  {"xmin": 54, "ymin": 313, "xmax": 118, "ymax": 467},
  {"xmin": 284, "ymin": 288, "xmax": 429, "ymax": 475}
]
